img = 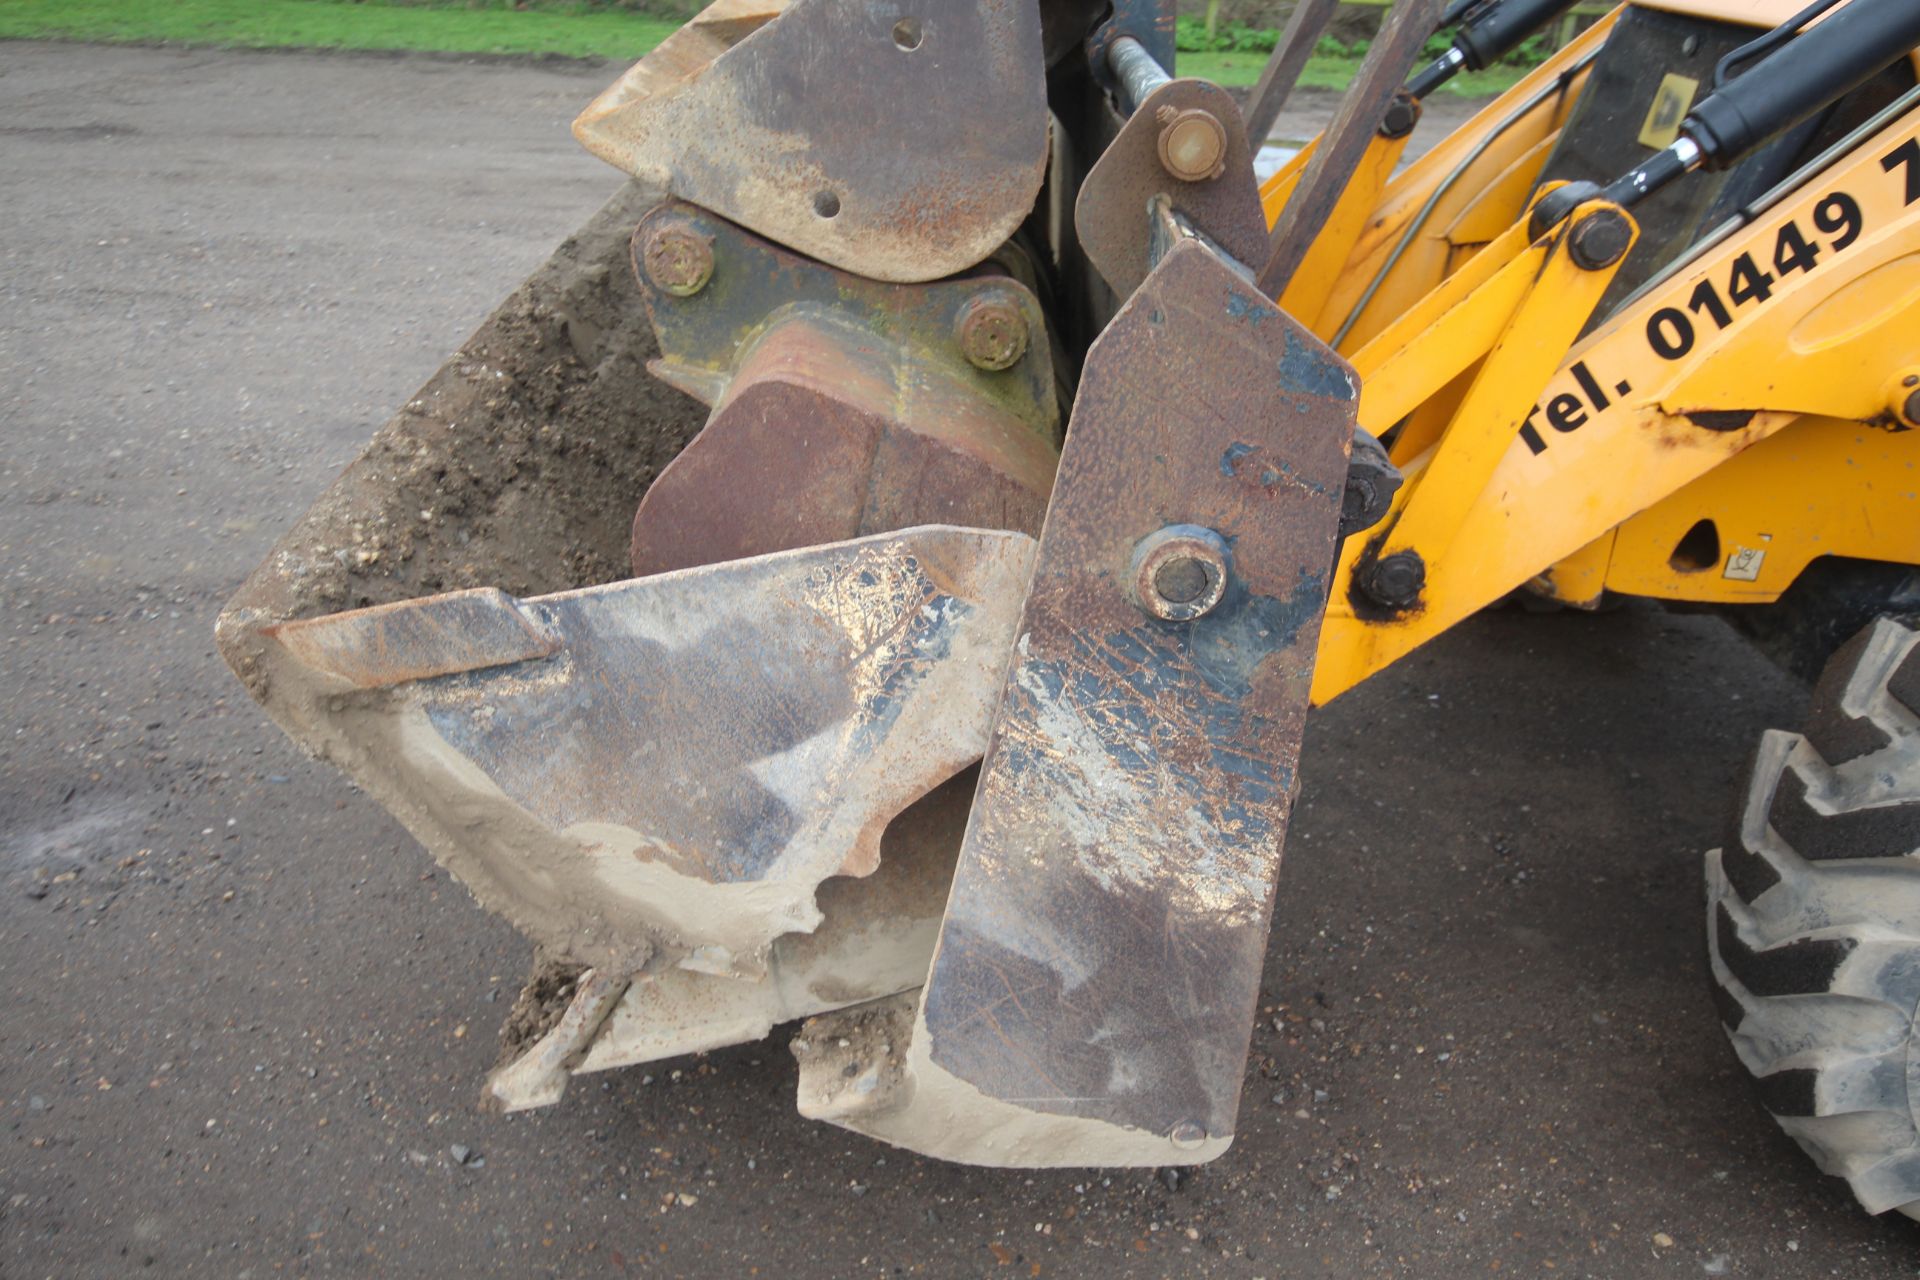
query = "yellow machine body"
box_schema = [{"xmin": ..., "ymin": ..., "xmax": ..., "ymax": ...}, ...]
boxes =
[{"xmin": 1256, "ymin": 6, "xmax": 1920, "ymax": 704}]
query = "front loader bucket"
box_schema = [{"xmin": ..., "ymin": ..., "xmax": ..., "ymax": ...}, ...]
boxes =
[
  {"xmin": 217, "ymin": 183, "xmax": 1012, "ymax": 1100},
  {"xmin": 222, "ymin": 167, "xmax": 1067, "ymax": 1113},
  {"xmin": 226, "ymin": 0, "xmax": 1366, "ymax": 1166}
]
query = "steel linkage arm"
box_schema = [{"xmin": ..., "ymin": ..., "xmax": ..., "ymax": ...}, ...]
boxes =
[{"xmin": 1345, "ymin": 194, "xmax": 1637, "ymax": 616}]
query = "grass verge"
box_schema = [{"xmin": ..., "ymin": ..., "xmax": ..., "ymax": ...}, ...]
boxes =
[
  {"xmin": 0, "ymin": 0, "xmax": 1515, "ymax": 95},
  {"xmin": 1179, "ymin": 49, "xmax": 1526, "ymax": 96},
  {"xmin": 0, "ymin": 0, "xmax": 678, "ymax": 61}
]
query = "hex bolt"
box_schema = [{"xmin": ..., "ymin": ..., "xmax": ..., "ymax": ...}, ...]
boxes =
[
  {"xmin": 1360, "ymin": 549, "xmax": 1426, "ymax": 610},
  {"xmin": 1155, "ymin": 106, "xmax": 1228, "ymax": 183},
  {"xmin": 641, "ymin": 225, "xmax": 714, "ymax": 298},
  {"xmin": 955, "ymin": 292, "xmax": 1029, "ymax": 372},
  {"xmin": 1131, "ymin": 525, "xmax": 1230, "ymax": 622},
  {"xmin": 1567, "ymin": 207, "xmax": 1633, "ymax": 271}
]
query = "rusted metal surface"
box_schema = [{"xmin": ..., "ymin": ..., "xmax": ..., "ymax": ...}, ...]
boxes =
[
  {"xmin": 573, "ymin": 0, "xmax": 1049, "ymax": 283},
  {"xmin": 1259, "ymin": 0, "xmax": 1445, "ymax": 297},
  {"xmin": 630, "ymin": 201, "xmax": 1059, "ymax": 434},
  {"xmin": 1128, "ymin": 524, "xmax": 1231, "ymax": 621},
  {"xmin": 639, "ymin": 223, "xmax": 714, "ymax": 297},
  {"xmin": 217, "ymin": 183, "xmax": 1037, "ymax": 1113},
  {"xmin": 816, "ymin": 238, "xmax": 1360, "ymax": 1166},
  {"xmin": 251, "ymin": 528, "xmax": 1036, "ymax": 974},
  {"xmin": 626, "ymin": 201, "xmax": 1060, "ymax": 576},
  {"xmin": 1075, "ymin": 78, "xmax": 1269, "ymax": 299},
  {"xmin": 954, "ymin": 292, "xmax": 1031, "ymax": 372}
]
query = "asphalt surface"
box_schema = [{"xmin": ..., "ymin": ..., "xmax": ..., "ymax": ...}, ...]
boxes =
[{"xmin": 3, "ymin": 39, "xmax": 1917, "ymax": 1280}]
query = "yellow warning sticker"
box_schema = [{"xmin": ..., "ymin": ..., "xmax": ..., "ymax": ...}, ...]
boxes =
[{"xmin": 1638, "ymin": 72, "xmax": 1699, "ymax": 150}]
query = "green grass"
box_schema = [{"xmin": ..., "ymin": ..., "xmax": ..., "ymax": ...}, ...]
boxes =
[
  {"xmin": 1179, "ymin": 49, "xmax": 1525, "ymax": 97},
  {"xmin": 0, "ymin": 0, "xmax": 680, "ymax": 60},
  {"xmin": 0, "ymin": 0, "xmax": 1511, "ymax": 97}
]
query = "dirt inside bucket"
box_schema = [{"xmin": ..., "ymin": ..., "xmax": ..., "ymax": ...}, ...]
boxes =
[{"xmin": 219, "ymin": 179, "xmax": 707, "ymax": 702}]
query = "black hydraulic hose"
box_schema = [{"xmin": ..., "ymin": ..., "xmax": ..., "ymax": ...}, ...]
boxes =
[
  {"xmin": 1714, "ymin": 0, "xmax": 1847, "ymax": 88},
  {"xmin": 1440, "ymin": 0, "xmax": 1500, "ymax": 27},
  {"xmin": 1408, "ymin": 0, "xmax": 1583, "ymax": 99}
]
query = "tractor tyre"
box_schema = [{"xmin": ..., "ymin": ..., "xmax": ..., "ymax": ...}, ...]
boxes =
[{"xmin": 1706, "ymin": 615, "xmax": 1920, "ymax": 1219}]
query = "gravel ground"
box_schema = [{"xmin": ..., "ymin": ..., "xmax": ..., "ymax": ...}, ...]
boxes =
[{"xmin": 3, "ymin": 39, "xmax": 1918, "ymax": 1279}]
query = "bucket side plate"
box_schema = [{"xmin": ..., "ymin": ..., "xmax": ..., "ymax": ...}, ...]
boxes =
[{"xmin": 807, "ymin": 237, "xmax": 1359, "ymax": 1166}]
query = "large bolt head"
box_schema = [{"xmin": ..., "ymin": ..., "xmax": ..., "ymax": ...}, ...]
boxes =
[
  {"xmin": 1131, "ymin": 525, "xmax": 1231, "ymax": 622},
  {"xmin": 1568, "ymin": 207, "xmax": 1633, "ymax": 271},
  {"xmin": 642, "ymin": 225, "xmax": 714, "ymax": 297},
  {"xmin": 1377, "ymin": 91, "xmax": 1421, "ymax": 140},
  {"xmin": 1361, "ymin": 550, "xmax": 1426, "ymax": 610},
  {"xmin": 955, "ymin": 292, "xmax": 1030, "ymax": 372},
  {"xmin": 1156, "ymin": 107, "xmax": 1228, "ymax": 183}
]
